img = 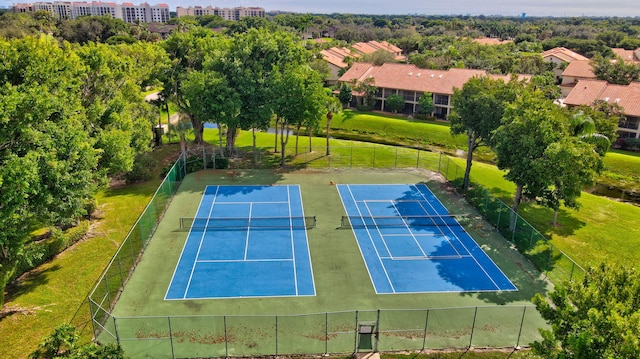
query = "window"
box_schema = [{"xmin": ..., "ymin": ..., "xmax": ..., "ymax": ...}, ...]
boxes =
[
  {"xmin": 434, "ymin": 94, "xmax": 449, "ymax": 105},
  {"xmin": 619, "ymin": 116, "xmax": 639, "ymax": 130}
]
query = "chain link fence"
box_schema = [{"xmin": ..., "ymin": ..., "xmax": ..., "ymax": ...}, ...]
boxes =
[{"xmin": 87, "ymin": 145, "xmax": 585, "ymax": 357}]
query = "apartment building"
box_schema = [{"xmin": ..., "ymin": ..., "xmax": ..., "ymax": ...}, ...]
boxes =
[
  {"xmin": 14, "ymin": 2, "xmax": 169, "ymax": 23},
  {"xmin": 339, "ymin": 62, "xmax": 530, "ymax": 118},
  {"xmin": 175, "ymin": 6, "xmax": 265, "ymax": 20}
]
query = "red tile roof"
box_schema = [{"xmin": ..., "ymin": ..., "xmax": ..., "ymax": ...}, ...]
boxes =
[
  {"xmin": 562, "ymin": 60, "xmax": 595, "ymax": 79},
  {"xmin": 542, "ymin": 47, "xmax": 588, "ymax": 62},
  {"xmin": 564, "ymin": 79, "xmax": 640, "ymax": 116},
  {"xmin": 612, "ymin": 48, "xmax": 640, "ymax": 63},
  {"xmin": 339, "ymin": 63, "xmax": 528, "ymax": 95}
]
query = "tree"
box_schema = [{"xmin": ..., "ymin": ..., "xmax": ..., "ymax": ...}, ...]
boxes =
[
  {"xmin": 324, "ymin": 93, "xmax": 343, "ymax": 156},
  {"xmin": 417, "ymin": 92, "xmax": 434, "ymax": 115},
  {"xmin": 213, "ymin": 28, "xmax": 309, "ymax": 158},
  {"xmin": 351, "ymin": 77, "xmax": 378, "ymax": 109},
  {"xmin": 161, "ymin": 27, "xmax": 226, "ymax": 144},
  {"xmin": 338, "ymin": 82, "xmax": 352, "ymax": 106},
  {"xmin": 383, "ymin": 94, "xmax": 403, "ymax": 113},
  {"xmin": 532, "ymin": 263, "xmax": 640, "ymax": 359},
  {"xmin": 537, "ymin": 138, "xmax": 602, "ymax": 225},
  {"xmin": 360, "ymin": 50, "xmax": 397, "ymax": 65},
  {"xmin": 272, "ymin": 65, "xmax": 325, "ymax": 165},
  {"xmin": 181, "ymin": 70, "xmax": 241, "ymax": 157},
  {"xmin": 0, "ymin": 36, "xmax": 100, "ymax": 307},
  {"xmin": 493, "ymin": 90, "xmax": 569, "ymax": 213},
  {"xmin": 450, "ymin": 76, "xmax": 516, "ymax": 191},
  {"xmin": 591, "ymin": 53, "xmax": 640, "ymax": 85},
  {"xmin": 76, "ymin": 42, "xmax": 163, "ymax": 175}
]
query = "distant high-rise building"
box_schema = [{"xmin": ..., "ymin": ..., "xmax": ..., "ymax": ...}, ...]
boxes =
[
  {"xmin": 13, "ymin": 1, "xmax": 170, "ymax": 23},
  {"xmin": 176, "ymin": 5, "xmax": 265, "ymax": 20}
]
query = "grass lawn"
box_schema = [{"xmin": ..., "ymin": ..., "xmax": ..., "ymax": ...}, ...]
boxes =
[
  {"xmin": 460, "ymin": 159, "xmax": 640, "ymax": 268},
  {"xmin": 325, "ymin": 110, "xmax": 469, "ymax": 151},
  {"xmin": 0, "ymin": 147, "xmax": 177, "ymax": 359}
]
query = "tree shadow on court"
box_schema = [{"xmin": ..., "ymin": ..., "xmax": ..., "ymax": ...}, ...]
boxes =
[{"xmin": 390, "ymin": 183, "xmax": 551, "ymax": 305}]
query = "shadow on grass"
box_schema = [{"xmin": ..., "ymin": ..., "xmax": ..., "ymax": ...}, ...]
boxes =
[{"xmin": 2, "ymin": 264, "xmax": 61, "ymax": 318}]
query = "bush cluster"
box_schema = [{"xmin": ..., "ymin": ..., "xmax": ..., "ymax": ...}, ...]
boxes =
[
  {"xmin": 13, "ymin": 221, "xmax": 90, "ymax": 282},
  {"xmin": 614, "ymin": 137, "xmax": 640, "ymax": 152}
]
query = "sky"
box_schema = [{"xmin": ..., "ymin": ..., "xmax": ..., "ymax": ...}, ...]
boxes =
[{"xmin": 2, "ymin": 0, "xmax": 640, "ymax": 17}]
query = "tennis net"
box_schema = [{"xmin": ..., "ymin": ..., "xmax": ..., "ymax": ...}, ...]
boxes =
[
  {"xmin": 180, "ymin": 216, "xmax": 316, "ymax": 230},
  {"xmin": 340, "ymin": 214, "xmax": 467, "ymax": 229}
]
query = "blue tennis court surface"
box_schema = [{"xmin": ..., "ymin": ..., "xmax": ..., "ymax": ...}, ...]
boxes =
[
  {"xmin": 337, "ymin": 184, "xmax": 517, "ymax": 294},
  {"xmin": 165, "ymin": 185, "xmax": 315, "ymax": 300}
]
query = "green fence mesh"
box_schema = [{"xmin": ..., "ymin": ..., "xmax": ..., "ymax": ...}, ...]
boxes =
[{"xmin": 86, "ymin": 147, "xmax": 586, "ymax": 358}]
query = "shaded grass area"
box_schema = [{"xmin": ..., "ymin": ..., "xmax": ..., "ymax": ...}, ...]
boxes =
[{"xmin": 0, "ymin": 150, "xmax": 171, "ymax": 359}]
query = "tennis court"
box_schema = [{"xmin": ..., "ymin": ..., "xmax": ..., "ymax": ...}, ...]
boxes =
[
  {"xmin": 337, "ymin": 183, "xmax": 517, "ymax": 294},
  {"xmin": 165, "ymin": 185, "xmax": 316, "ymax": 299}
]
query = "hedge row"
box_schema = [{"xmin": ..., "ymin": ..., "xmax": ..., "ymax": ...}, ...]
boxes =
[{"xmin": 13, "ymin": 221, "xmax": 90, "ymax": 282}]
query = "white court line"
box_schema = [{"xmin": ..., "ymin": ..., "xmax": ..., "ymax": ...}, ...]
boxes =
[
  {"xmin": 390, "ymin": 201, "xmax": 428, "ymax": 258},
  {"xmin": 287, "ymin": 185, "xmax": 299, "ymax": 296},
  {"xmin": 197, "ymin": 258, "xmax": 294, "ymax": 263},
  {"xmin": 414, "ymin": 184, "xmax": 501, "ymax": 290},
  {"xmin": 213, "ymin": 201, "xmax": 289, "ymax": 204},
  {"xmin": 244, "ymin": 203, "xmax": 253, "ymax": 260},
  {"xmin": 164, "ymin": 185, "xmax": 211, "ymax": 300},
  {"xmin": 296, "ymin": 185, "xmax": 316, "ymax": 296},
  {"xmin": 347, "ymin": 186, "xmax": 396, "ymax": 293},
  {"xmin": 184, "ymin": 185, "xmax": 220, "ymax": 299}
]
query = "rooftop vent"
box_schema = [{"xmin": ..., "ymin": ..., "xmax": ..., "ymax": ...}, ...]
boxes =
[
  {"xmin": 430, "ymin": 74, "xmax": 435, "ymax": 78},
  {"xmin": 438, "ymin": 75, "xmax": 443, "ymax": 79},
  {"xmin": 417, "ymin": 73, "xmax": 421, "ymax": 77},
  {"xmin": 408, "ymin": 72, "xmax": 413, "ymax": 76}
]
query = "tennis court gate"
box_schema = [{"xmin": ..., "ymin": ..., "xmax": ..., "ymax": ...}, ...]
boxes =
[{"xmin": 100, "ymin": 306, "xmax": 541, "ymax": 358}]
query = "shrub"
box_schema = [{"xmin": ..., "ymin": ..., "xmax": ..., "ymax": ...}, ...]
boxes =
[
  {"xmin": 124, "ymin": 153, "xmax": 158, "ymax": 184},
  {"xmin": 13, "ymin": 221, "xmax": 90, "ymax": 282}
]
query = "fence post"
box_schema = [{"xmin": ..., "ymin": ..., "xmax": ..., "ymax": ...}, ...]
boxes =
[
  {"xmin": 353, "ymin": 310, "xmax": 359, "ymax": 353},
  {"xmin": 114, "ymin": 317, "xmax": 121, "ymax": 346},
  {"xmin": 469, "ymin": 307, "xmax": 478, "ymax": 348},
  {"xmin": 421, "ymin": 309, "xmax": 430, "ymax": 351},
  {"xmin": 375, "ymin": 309, "xmax": 380, "ymax": 352},
  {"xmin": 392, "ymin": 147, "xmax": 396, "ymax": 168},
  {"xmin": 168, "ymin": 317, "xmax": 175, "ymax": 359},
  {"xmin": 350, "ymin": 147, "xmax": 353, "ymax": 168},
  {"xmin": 325, "ymin": 312, "xmax": 329, "ymax": 355},
  {"xmin": 373, "ymin": 147, "xmax": 376, "ymax": 168},
  {"xmin": 511, "ymin": 213, "xmax": 518, "ymax": 242},
  {"xmin": 224, "ymin": 316, "xmax": 229, "ymax": 358},
  {"xmin": 515, "ymin": 306, "xmax": 527, "ymax": 349},
  {"xmin": 275, "ymin": 315, "xmax": 278, "ymax": 356},
  {"xmin": 529, "ymin": 227, "xmax": 535, "ymax": 248}
]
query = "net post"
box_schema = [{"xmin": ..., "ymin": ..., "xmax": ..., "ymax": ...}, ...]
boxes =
[
  {"xmin": 353, "ymin": 310, "xmax": 359, "ymax": 354},
  {"xmin": 224, "ymin": 315, "xmax": 229, "ymax": 358}
]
